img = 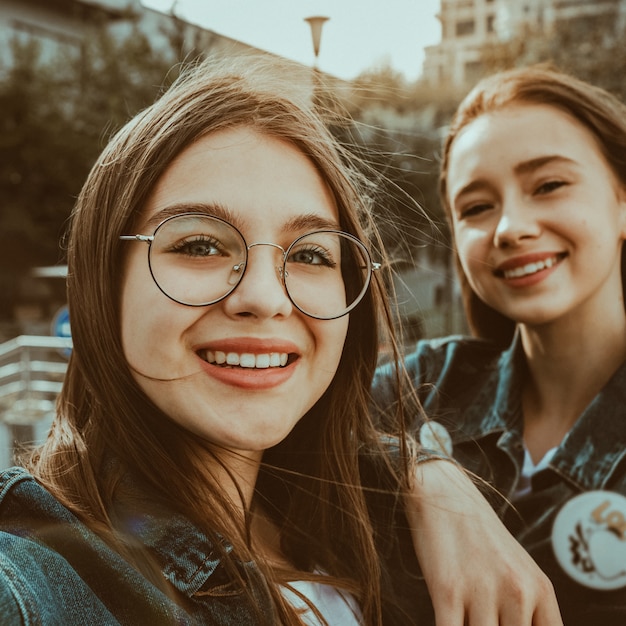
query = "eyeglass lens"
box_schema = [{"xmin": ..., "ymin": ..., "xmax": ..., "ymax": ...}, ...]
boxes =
[{"xmin": 147, "ymin": 214, "xmax": 372, "ymax": 319}]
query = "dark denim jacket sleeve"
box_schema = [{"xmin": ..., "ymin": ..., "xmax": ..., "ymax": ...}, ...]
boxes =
[
  {"xmin": 0, "ymin": 467, "xmax": 277, "ymax": 626},
  {"xmin": 373, "ymin": 335, "xmax": 503, "ymax": 433},
  {"xmin": 0, "ymin": 539, "xmax": 26, "ymax": 625}
]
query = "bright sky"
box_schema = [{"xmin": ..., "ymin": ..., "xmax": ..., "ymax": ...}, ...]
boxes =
[{"xmin": 141, "ymin": 0, "xmax": 442, "ymax": 81}]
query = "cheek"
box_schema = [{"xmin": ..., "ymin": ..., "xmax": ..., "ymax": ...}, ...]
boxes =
[
  {"xmin": 314, "ymin": 317, "xmax": 349, "ymax": 376},
  {"xmin": 454, "ymin": 228, "xmax": 478, "ymax": 273},
  {"xmin": 453, "ymin": 230, "xmax": 493, "ymax": 298},
  {"xmin": 120, "ymin": 285, "xmax": 159, "ymax": 376},
  {"xmin": 120, "ymin": 253, "xmax": 188, "ymax": 377}
]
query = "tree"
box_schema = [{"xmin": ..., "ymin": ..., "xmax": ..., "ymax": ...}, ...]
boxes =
[{"xmin": 0, "ymin": 26, "xmax": 194, "ymax": 320}]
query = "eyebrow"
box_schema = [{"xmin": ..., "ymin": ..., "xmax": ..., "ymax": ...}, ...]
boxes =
[
  {"xmin": 452, "ymin": 154, "xmax": 578, "ymax": 206},
  {"xmin": 283, "ymin": 213, "xmax": 341, "ymax": 232},
  {"xmin": 513, "ymin": 154, "xmax": 578, "ymax": 175},
  {"xmin": 140, "ymin": 203, "xmax": 340, "ymax": 234},
  {"xmin": 140, "ymin": 203, "xmax": 236, "ymax": 232}
]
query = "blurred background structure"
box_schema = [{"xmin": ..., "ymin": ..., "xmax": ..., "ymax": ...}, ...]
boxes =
[
  {"xmin": 1, "ymin": 0, "xmax": 626, "ymax": 455},
  {"xmin": 423, "ymin": 0, "xmax": 626, "ymax": 88}
]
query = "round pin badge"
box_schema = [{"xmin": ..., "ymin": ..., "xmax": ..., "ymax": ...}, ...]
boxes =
[
  {"xmin": 419, "ymin": 421, "xmax": 453, "ymax": 457},
  {"xmin": 552, "ymin": 490, "xmax": 626, "ymax": 590}
]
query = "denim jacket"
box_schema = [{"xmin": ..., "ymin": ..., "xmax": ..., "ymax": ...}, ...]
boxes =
[
  {"xmin": 373, "ymin": 333, "xmax": 626, "ymax": 626},
  {"xmin": 0, "ymin": 463, "xmax": 427, "ymax": 625},
  {"xmin": 0, "ymin": 466, "xmax": 278, "ymax": 625}
]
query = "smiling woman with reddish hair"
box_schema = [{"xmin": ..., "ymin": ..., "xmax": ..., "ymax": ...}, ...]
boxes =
[{"xmin": 375, "ymin": 65, "xmax": 626, "ymax": 625}]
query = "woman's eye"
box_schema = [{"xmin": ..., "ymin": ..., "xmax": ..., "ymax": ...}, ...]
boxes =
[
  {"xmin": 172, "ymin": 237, "xmax": 221, "ymax": 257},
  {"xmin": 289, "ymin": 247, "xmax": 335, "ymax": 267},
  {"xmin": 459, "ymin": 203, "xmax": 492, "ymax": 219},
  {"xmin": 535, "ymin": 180, "xmax": 567, "ymax": 195}
]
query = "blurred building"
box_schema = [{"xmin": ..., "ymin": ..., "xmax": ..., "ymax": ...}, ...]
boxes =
[
  {"xmin": 0, "ymin": 0, "xmax": 350, "ymax": 334},
  {"xmin": 0, "ymin": 0, "xmax": 265, "ymax": 69},
  {"xmin": 422, "ymin": 0, "xmax": 626, "ymax": 87}
]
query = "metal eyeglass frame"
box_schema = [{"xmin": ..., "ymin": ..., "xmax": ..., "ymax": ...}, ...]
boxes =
[{"xmin": 120, "ymin": 212, "xmax": 381, "ymax": 320}]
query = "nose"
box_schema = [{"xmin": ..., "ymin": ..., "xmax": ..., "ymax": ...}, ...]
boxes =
[
  {"xmin": 221, "ymin": 244, "xmax": 293, "ymax": 319},
  {"xmin": 493, "ymin": 198, "xmax": 541, "ymax": 248}
]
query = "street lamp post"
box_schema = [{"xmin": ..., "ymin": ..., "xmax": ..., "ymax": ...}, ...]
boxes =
[
  {"xmin": 304, "ymin": 16, "xmax": 329, "ymax": 107},
  {"xmin": 304, "ymin": 16, "xmax": 329, "ymax": 69}
]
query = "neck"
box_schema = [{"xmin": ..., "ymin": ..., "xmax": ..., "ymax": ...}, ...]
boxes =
[
  {"xmin": 519, "ymin": 307, "xmax": 626, "ymax": 462},
  {"xmin": 196, "ymin": 447, "xmax": 263, "ymax": 516}
]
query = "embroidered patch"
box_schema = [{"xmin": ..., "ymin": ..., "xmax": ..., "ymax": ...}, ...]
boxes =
[{"xmin": 552, "ymin": 491, "xmax": 626, "ymax": 590}]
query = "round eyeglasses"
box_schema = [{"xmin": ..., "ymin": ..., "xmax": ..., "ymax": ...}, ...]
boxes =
[{"xmin": 120, "ymin": 213, "xmax": 380, "ymax": 320}]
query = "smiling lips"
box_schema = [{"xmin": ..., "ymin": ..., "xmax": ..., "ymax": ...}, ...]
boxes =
[
  {"xmin": 197, "ymin": 346, "xmax": 298, "ymax": 390},
  {"xmin": 495, "ymin": 252, "xmax": 567, "ymax": 280},
  {"xmin": 202, "ymin": 350, "xmax": 289, "ymax": 369}
]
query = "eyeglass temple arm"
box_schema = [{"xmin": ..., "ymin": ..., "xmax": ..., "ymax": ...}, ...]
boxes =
[{"xmin": 119, "ymin": 235, "xmax": 153, "ymax": 243}]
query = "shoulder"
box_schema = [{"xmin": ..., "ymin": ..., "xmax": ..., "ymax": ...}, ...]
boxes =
[
  {"xmin": 0, "ymin": 530, "xmax": 74, "ymax": 624},
  {"xmin": 0, "ymin": 467, "xmax": 72, "ymax": 623},
  {"xmin": 373, "ymin": 335, "xmax": 503, "ymax": 395},
  {"xmin": 405, "ymin": 335, "xmax": 504, "ymax": 377},
  {"xmin": 0, "ymin": 534, "xmax": 27, "ymax": 624},
  {"xmin": 0, "ymin": 466, "xmax": 70, "ymax": 524}
]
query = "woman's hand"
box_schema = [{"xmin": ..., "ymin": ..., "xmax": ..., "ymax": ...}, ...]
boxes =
[{"xmin": 405, "ymin": 459, "xmax": 563, "ymax": 626}]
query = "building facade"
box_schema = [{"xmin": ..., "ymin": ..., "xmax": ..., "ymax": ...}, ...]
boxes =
[
  {"xmin": 422, "ymin": 0, "xmax": 626, "ymax": 88},
  {"xmin": 0, "ymin": 0, "xmax": 271, "ymax": 72}
]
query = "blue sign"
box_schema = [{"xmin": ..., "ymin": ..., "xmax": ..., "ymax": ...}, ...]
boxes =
[{"xmin": 51, "ymin": 305, "xmax": 72, "ymax": 357}]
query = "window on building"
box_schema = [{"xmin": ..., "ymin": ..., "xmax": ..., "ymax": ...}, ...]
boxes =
[
  {"xmin": 487, "ymin": 14, "xmax": 496, "ymax": 32},
  {"xmin": 456, "ymin": 20, "xmax": 475, "ymax": 36}
]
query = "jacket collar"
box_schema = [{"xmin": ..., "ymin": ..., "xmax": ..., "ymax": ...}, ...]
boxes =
[
  {"xmin": 0, "ymin": 466, "xmax": 239, "ymax": 597},
  {"xmin": 551, "ymin": 359, "xmax": 626, "ymax": 491},
  {"xmin": 452, "ymin": 331, "xmax": 626, "ymax": 490},
  {"xmin": 118, "ymin": 505, "xmax": 238, "ymax": 596},
  {"xmin": 452, "ymin": 331, "xmax": 525, "ymax": 441}
]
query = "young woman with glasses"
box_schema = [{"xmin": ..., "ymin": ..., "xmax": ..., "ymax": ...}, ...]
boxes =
[
  {"xmin": 0, "ymin": 57, "xmax": 559, "ymax": 625},
  {"xmin": 375, "ymin": 65, "xmax": 626, "ymax": 625}
]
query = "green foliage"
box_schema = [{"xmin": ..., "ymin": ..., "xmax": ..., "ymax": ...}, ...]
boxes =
[{"xmin": 0, "ymin": 27, "xmax": 187, "ymax": 319}]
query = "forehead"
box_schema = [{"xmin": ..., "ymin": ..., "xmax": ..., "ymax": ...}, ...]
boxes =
[
  {"xmin": 455, "ymin": 103, "xmax": 603, "ymax": 165},
  {"xmin": 141, "ymin": 126, "xmax": 339, "ymax": 233},
  {"xmin": 446, "ymin": 103, "xmax": 613, "ymax": 198}
]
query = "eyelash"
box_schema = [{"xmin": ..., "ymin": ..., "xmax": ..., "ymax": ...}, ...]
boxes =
[
  {"xmin": 459, "ymin": 203, "xmax": 493, "ymax": 219},
  {"xmin": 459, "ymin": 179, "xmax": 569, "ymax": 218},
  {"xmin": 288, "ymin": 244, "xmax": 336, "ymax": 267},
  {"xmin": 535, "ymin": 180, "xmax": 567, "ymax": 195},
  {"xmin": 168, "ymin": 236, "xmax": 223, "ymax": 257}
]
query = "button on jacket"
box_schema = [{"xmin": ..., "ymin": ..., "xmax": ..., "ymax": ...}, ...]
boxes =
[
  {"xmin": 373, "ymin": 333, "xmax": 626, "ymax": 626},
  {"xmin": 0, "ymin": 462, "xmax": 427, "ymax": 625}
]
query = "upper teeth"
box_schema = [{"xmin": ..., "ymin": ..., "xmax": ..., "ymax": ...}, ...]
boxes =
[
  {"xmin": 502, "ymin": 256, "xmax": 559, "ymax": 279},
  {"xmin": 204, "ymin": 351, "xmax": 288, "ymax": 369}
]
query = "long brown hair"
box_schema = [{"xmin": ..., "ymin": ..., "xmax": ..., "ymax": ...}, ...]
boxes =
[
  {"xmin": 439, "ymin": 64, "xmax": 626, "ymax": 347},
  {"xmin": 26, "ymin": 56, "xmax": 413, "ymax": 624}
]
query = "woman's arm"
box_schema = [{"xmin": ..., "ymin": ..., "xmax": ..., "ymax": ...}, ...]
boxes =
[{"xmin": 406, "ymin": 459, "xmax": 563, "ymax": 626}]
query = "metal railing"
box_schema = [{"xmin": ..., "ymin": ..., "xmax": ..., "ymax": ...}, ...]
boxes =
[
  {"xmin": 0, "ymin": 335, "xmax": 72, "ymax": 467},
  {"xmin": 0, "ymin": 335, "xmax": 72, "ymax": 423}
]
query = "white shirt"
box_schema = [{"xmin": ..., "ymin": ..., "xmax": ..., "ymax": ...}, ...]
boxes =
[
  {"xmin": 281, "ymin": 578, "xmax": 362, "ymax": 625},
  {"xmin": 513, "ymin": 445, "xmax": 558, "ymax": 500}
]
